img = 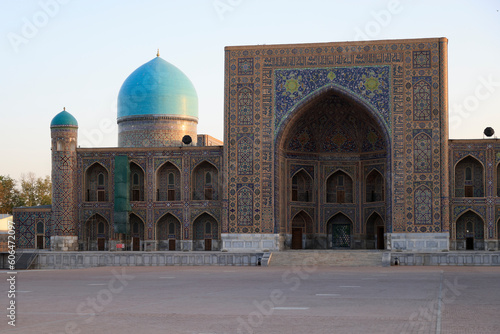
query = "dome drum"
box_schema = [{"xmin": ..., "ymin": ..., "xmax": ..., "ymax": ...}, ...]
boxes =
[{"xmin": 118, "ymin": 114, "xmax": 198, "ymax": 148}]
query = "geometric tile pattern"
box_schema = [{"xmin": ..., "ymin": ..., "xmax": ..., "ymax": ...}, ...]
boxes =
[
  {"xmin": 274, "ymin": 66, "xmax": 391, "ymax": 134},
  {"xmin": 237, "ymin": 186, "xmax": 253, "ymax": 226},
  {"xmin": 238, "ymin": 58, "xmax": 253, "ymax": 76},
  {"xmin": 237, "ymin": 134, "xmax": 253, "ymax": 175},
  {"xmin": 413, "ymin": 50, "xmax": 431, "ymax": 68},
  {"xmin": 237, "ymin": 84, "xmax": 253, "ymax": 125},
  {"xmin": 413, "ymin": 78, "xmax": 432, "ymax": 121},
  {"xmin": 414, "ymin": 185, "xmax": 432, "ymax": 225},
  {"xmin": 414, "ymin": 132, "xmax": 432, "ymax": 173}
]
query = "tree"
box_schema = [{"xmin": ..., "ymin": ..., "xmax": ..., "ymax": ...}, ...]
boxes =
[
  {"xmin": 19, "ymin": 173, "xmax": 52, "ymax": 207},
  {"xmin": 0, "ymin": 175, "xmax": 22, "ymax": 214}
]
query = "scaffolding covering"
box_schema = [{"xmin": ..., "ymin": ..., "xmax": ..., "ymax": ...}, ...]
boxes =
[{"xmin": 114, "ymin": 155, "xmax": 130, "ymax": 234}]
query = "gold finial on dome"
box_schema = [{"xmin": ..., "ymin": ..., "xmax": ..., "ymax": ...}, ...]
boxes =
[{"xmin": 157, "ymin": 49, "xmax": 160, "ymax": 57}]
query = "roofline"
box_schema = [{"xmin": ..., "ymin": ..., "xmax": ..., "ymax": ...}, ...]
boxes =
[{"xmin": 225, "ymin": 37, "xmax": 448, "ymax": 50}]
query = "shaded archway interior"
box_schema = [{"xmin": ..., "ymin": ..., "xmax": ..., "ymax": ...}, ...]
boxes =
[{"xmin": 279, "ymin": 90, "xmax": 388, "ymax": 250}]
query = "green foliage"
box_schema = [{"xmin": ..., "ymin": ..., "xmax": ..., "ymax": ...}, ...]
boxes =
[
  {"xmin": 0, "ymin": 173, "xmax": 52, "ymax": 214},
  {"xmin": 0, "ymin": 175, "xmax": 22, "ymax": 214},
  {"xmin": 19, "ymin": 173, "xmax": 52, "ymax": 207}
]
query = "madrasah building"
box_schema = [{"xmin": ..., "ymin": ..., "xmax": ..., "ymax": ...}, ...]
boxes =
[{"xmin": 13, "ymin": 37, "xmax": 500, "ymax": 253}]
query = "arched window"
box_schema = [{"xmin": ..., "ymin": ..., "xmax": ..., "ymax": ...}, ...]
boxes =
[
  {"xmin": 206, "ymin": 222, "xmax": 212, "ymax": 234},
  {"xmin": 192, "ymin": 161, "xmax": 218, "ymax": 201},
  {"xmin": 455, "ymin": 156, "xmax": 484, "ymax": 197},
  {"xmin": 168, "ymin": 222, "xmax": 175, "ymax": 235},
  {"xmin": 98, "ymin": 222, "xmax": 104, "ymax": 234},
  {"xmin": 98, "ymin": 173, "xmax": 105, "ymax": 187},
  {"xmin": 130, "ymin": 163, "xmax": 145, "ymax": 202},
  {"xmin": 85, "ymin": 163, "xmax": 108, "ymax": 202},
  {"xmin": 133, "ymin": 222, "xmax": 139, "ymax": 234},
  {"xmin": 156, "ymin": 162, "xmax": 181, "ymax": 201},
  {"xmin": 326, "ymin": 170, "xmax": 353, "ymax": 203},
  {"xmin": 465, "ymin": 167, "xmax": 472, "ymax": 181},
  {"xmin": 291, "ymin": 170, "xmax": 313, "ymax": 202},
  {"xmin": 36, "ymin": 221, "xmax": 44, "ymax": 234},
  {"xmin": 366, "ymin": 170, "xmax": 384, "ymax": 203}
]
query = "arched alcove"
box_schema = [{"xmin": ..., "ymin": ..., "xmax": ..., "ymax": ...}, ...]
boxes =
[
  {"xmin": 456, "ymin": 211, "xmax": 485, "ymax": 250},
  {"xmin": 327, "ymin": 213, "xmax": 353, "ymax": 249},
  {"xmin": 156, "ymin": 162, "xmax": 181, "ymax": 201},
  {"xmin": 192, "ymin": 213, "xmax": 220, "ymax": 251},
  {"xmin": 276, "ymin": 87, "xmax": 390, "ymax": 250},
  {"xmin": 84, "ymin": 214, "xmax": 109, "ymax": 251},
  {"xmin": 455, "ymin": 156, "xmax": 484, "ymax": 197},
  {"xmin": 156, "ymin": 213, "xmax": 181, "ymax": 251},
  {"xmin": 85, "ymin": 163, "xmax": 109, "ymax": 202},
  {"xmin": 130, "ymin": 162, "xmax": 145, "ymax": 202}
]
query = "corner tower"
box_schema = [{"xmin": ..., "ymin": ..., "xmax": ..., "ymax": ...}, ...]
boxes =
[
  {"xmin": 117, "ymin": 53, "xmax": 199, "ymax": 147},
  {"xmin": 50, "ymin": 108, "xmax": 78, "ymax": 251}
]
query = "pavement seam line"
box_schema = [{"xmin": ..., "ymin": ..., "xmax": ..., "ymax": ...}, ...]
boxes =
[{"xmin": 436, "ymin": 270, "xmax": 443, "ymax": 334}]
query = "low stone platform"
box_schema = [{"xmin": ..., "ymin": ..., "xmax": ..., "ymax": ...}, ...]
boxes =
[
  {"xmin": 13, "ymin": 250, "xmax": 500, "ymax": 270},
  {"xmin": 268, "ymin": 250, "xmax": 386, "ymax": 267},
  {"xmin": 391, "ymin": 251, "xmax": 500, "ymax": 266},
  {"xmin": 32, "ymin": 251, "xmax": 264, "ymax": 269}
]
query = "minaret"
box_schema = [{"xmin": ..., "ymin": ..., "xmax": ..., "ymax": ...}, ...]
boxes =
[{"xmin": 50, "ymin": 108, "xmax": 79, "ymax": 251}]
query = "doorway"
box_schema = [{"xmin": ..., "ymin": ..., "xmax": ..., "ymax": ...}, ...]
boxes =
[
  {"xmin": 36, "ymin": 235, "xmax": 44, "ymax": 249},
  {"xmin": 205, "ymin": 239, "xmax": 212, "ymax": 251},
  {"xmin": 132, "ymin": 237, "xmax": 140, "ymax": 251},
  {"xmin": 376, "ymin": 226, "xmax": 384, "ymax": 250},
  {"xmin": 466, "ymin": 237, "xmax": 474, "ymax": 250},
  {"xmin": 97, "ymin": 238, "xmax": 105, "ymax": 251},
  {"xmin": 332, "ymin": 224, "xmax": 351, "ymax": 248},
  {"xmin": 169, "ymin": 239, "xmax": 176, "ymax": 251},
  {"xmin": 291, "ymin": 228, "xmax": 303, "ymax": 249}
]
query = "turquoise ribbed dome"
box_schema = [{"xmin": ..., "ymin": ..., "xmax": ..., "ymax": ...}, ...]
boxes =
[
  {"xmin": 51, "ymin": 109, "xmax": 78, "ymax": 127},
  {"xmin": 117, "ymin": 56, "xmax": 198, "ymax": 119}
]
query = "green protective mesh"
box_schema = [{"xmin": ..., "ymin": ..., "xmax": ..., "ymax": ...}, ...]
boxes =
[{"xmin": 114, "ymin": 155, "xmax": 130, "ymax": 234}]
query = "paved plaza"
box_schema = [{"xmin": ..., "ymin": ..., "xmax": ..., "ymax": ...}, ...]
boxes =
[{"xmin": 1, "ymin": 265, "xmax": 500, "ymax": 334}]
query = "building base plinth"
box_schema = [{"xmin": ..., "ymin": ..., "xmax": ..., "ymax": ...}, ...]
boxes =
[
  {"xmin": 50, "ymin": 236, "xmax": 78, "ymax": 251},
  {"xmin": 222, "ymin": 233, "xmax": 279, "ymax": 252},
  {"xmin": 387, "ymin": 233, "xmax": 449, "ymax": 252}
]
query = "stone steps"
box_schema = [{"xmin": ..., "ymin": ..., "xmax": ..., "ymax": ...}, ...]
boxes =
[{"xmin": 268, "ymin": 250, "xmax": 384, "ymax": 267}]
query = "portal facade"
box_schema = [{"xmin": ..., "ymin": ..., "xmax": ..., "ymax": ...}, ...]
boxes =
[{"xmin": 224, "ymin": 38, "xmax": 449, "ymax": 251}]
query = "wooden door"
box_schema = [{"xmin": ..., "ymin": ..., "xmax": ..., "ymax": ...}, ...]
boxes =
[
  {"xmin": 97, "ymin": 190, "xmax": 105, "ymax": 202},
  {"xmin": 291, "ymin": 228, "xmax": 302, "ymax": 249},
  {"xmin": 132, "ymin": 237, "xmax": 140, "ymax": 251},
  {"xmin": 97, "ymin": 238, "xmax": 105, "ymax": 251},
  {"xmin": 132, "ymin": 190, "xmax": 140, "ymax": 201},
  {"xmin": 37, "ymin": 235, "xmax": 44, "ymax": 249},
  {"xmin": 376, "ymin": 226, "xmax": 384, "ymax": 250},
  {"xmin": 337, "ymin": 190, "xmax": 345, "ymax": 204},
  {"xmin": 205, "ymin": 239, "xmax": 212, "ymax": 251},
  {"xmin": 465, "ymin": 186, "xmax": 473, "ymax": 197},
  {"xmin": 169, "ymin": 239, "xmax": 176, "ymax": 251},
  {"xmin": 167, "ymin": 189, "xmax": 175, "ymax": 201}
]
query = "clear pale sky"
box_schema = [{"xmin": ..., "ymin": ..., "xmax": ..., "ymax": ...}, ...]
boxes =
[{"xmin": 1, "ymin": 0, "xmax": 499, "ymax": 181}]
